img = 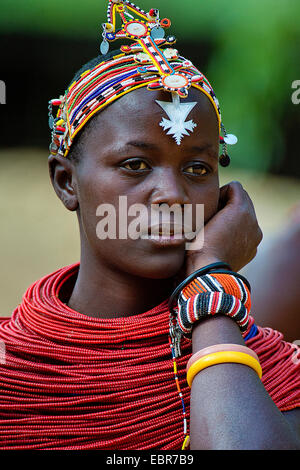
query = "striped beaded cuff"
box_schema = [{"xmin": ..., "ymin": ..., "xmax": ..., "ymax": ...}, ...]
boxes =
[{"xmin": 177, "ymin": 273, "xmax": 251, "ymax": 338}]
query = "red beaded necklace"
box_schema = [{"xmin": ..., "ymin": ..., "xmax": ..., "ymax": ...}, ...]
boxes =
[{"xmin": 0, "ymin": 263, "xmax": 299, "ymax": 449}]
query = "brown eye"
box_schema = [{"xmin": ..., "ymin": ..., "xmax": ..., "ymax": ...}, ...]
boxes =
[
  {"xmin": 124, "ymin": 160, "xmax": 149, "ymax": 171},
  {"xmin": 184, "ymin": 164, "xmax": 208, "ymax": 175}
]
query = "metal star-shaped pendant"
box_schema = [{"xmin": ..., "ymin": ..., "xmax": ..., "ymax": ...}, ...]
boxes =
[{"xmin": 156, "ymin": 93, "xmax": 197, "ymax": 145}]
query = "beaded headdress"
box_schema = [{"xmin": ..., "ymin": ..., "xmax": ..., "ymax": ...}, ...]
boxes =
[{"xmin": 48, "ymin": 0, "xmax": 237, "ymax": 163}]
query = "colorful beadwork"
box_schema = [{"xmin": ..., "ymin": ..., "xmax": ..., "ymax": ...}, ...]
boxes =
[
  {"xmin": 48, "ymin": 0, "xmax": 230, "ymax": 157},
  {"xmin": 2, "ymin": 262, "xmax": 300, "ymax": 449},
  {"xmin": 177, "ymin": 273, "xmax": 251, "ymax": 338},
  {"xmin": 168, "ymin": 328, "xmax": 189, "ymax": 450}
]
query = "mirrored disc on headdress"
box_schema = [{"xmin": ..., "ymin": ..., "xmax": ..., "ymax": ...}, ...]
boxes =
[
  {"xmin": 100, "ymin": 40, "xmax": 110, "ymax": 55},
  {"xmin": 224, "ymin": 134, "xmax": 238, "ymax": 145},
  {"xmin": 151, "ymin": 26, "xmax": 165, "ymax": 39},
  {"xmin": 48, "ymin": 116, "xmax": 54, "ymax": 130}
]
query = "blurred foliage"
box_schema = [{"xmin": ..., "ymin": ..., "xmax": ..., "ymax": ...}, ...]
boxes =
[{"xmin": 1, "ymin": 0, "xmax": 300, "ymax": 171}]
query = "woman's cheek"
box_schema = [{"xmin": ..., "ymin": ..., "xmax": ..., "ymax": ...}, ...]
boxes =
[{"xmin": 201, "ymin": 184, "xmax": 220, "ymax": 224}]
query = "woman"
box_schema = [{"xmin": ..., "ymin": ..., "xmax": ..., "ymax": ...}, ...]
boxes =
[{"xmin": 0, "ymin": 0, "xmax": 299, "ymax": 450}]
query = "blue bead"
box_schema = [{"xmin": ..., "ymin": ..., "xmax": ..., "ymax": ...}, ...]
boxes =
[
  {"xmin": 107, "ymin": 33, "xmax": 116, "ymax": 40},
  {"xmin": 245, "ymin": 324, "xmax": 258, "ymax": 341}
]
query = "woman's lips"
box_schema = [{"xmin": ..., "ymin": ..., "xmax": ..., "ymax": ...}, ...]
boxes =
[{"xmin": 140, "ymin": 224, "xmax": 194, "ymax": 246}]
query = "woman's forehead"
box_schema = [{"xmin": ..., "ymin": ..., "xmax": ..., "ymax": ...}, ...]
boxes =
[
  {"xmin": 82, "ymin": 87, "xmax": 219, "ymax": 158},
  {"xmin": 105, "ymin": 86, "xmax": 216, "ymax": 113},
  {"xmin": 91, "ymin": 87, "xmax": 218, "ymax": 136}
]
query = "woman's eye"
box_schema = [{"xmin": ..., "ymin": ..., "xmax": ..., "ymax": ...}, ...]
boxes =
[
  {"xmin": 184, "ymin": 164, "xmax": 208, "ymax": 175},
  {"xmin": 123, "ymin": 160, "xmax": 150, "ymax": 171}
]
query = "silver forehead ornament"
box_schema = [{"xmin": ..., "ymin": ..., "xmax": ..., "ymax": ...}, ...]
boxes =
[{"xmin": 156, "ymin": 91, "xmax": 197, "ymax": 145}]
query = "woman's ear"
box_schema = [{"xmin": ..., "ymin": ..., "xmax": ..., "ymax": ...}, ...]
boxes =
[{"xmin": 48, "ymin": 154, "xmax": 79, "ymax": 211}]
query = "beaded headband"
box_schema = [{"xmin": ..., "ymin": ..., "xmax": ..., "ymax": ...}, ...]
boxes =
[{"xmin": 48, "ymin": 0, "xmax": 237, "ymax": 164}]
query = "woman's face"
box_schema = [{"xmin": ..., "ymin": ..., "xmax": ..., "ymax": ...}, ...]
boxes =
[{"xmin": 72, "ymin": 87, "xmax": 220, "ymax": 279}]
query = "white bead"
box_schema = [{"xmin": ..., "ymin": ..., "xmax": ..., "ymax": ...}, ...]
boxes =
[
  {"xmin": 135, "ymin": 52, "xmax": 151, "ymax": 64},
  {"xmin": 163, "ymin": 73, "xmax": 188, "ymax": 88},
  {"xmin": 125, "ymin": 21, "xmax": 148, "ymax": 37},
  {"xmin": 163, "ymin": 48, "xmax": 178, "ymax": 60},
  {"xmin": 224, "ymin": 134, "xmax": 238, "ymax": 145}
]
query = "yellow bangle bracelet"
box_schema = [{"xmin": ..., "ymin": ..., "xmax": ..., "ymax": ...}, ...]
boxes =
[{"xmin": 186, "ymin": 351, "xmax": 262, "ymax": 387}]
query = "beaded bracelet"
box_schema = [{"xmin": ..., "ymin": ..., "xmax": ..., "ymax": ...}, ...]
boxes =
[
  {"xmin": 177, "ymin": 272, "xmax": 251, "ymax": 337},
  {"xmin": 186, "ymin": 350, "xmax": 262, "ymax": 387},
  {"xmin": 168, "ymin": 262, "xmax": 232, "ymax": 315}
]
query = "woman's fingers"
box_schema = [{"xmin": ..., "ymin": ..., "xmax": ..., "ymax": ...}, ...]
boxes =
[{"xmin": 185, "ymin": 181, "xmax": 263, "ymax": 274}]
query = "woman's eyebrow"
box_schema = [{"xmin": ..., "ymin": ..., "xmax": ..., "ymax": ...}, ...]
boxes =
[
  {"xmin": 187, "ymin": 144, "xmax": 217, "ymax": 155},
  {"xmin": 119, "ymin": 141, "xmax": 159, "ymax": 151}
]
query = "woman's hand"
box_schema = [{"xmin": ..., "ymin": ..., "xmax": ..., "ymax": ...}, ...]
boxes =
[{"xmin": 185, "ymin": 181, "xmax": 263, "ymax": 276}]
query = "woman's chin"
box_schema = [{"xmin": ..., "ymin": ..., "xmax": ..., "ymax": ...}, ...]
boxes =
[{"xmin": 131, "ymin": 251, "xmax": 186, "ymax": 280}]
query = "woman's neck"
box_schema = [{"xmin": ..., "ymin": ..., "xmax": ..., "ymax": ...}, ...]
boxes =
[{"xmin": 66, "ymin": 253, "xmax": 175, "ymax": 319}]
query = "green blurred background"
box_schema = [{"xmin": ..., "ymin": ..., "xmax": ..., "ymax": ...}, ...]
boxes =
[{"xmin": 0, "ymin": 0, "xmax": 299, "ymax": 316}]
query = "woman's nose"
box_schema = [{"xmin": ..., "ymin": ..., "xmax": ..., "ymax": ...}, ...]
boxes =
[{"xmin": 149, "ymin": 169, "xmax": 190, "ymax": 207}]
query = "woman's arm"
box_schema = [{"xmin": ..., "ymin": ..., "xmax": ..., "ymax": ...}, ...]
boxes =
[
  {"xmin": 185, "ymin": 182, "xmax": 300, "ymax": 450},
  {"xmin": 190, "ymin": 316, "xmax": 300, "ymax": 449}
]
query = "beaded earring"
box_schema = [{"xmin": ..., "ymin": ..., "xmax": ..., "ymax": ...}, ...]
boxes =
[{"xmin": 219, "ymin": 123, "xmax": 238, "ymax": 167}]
